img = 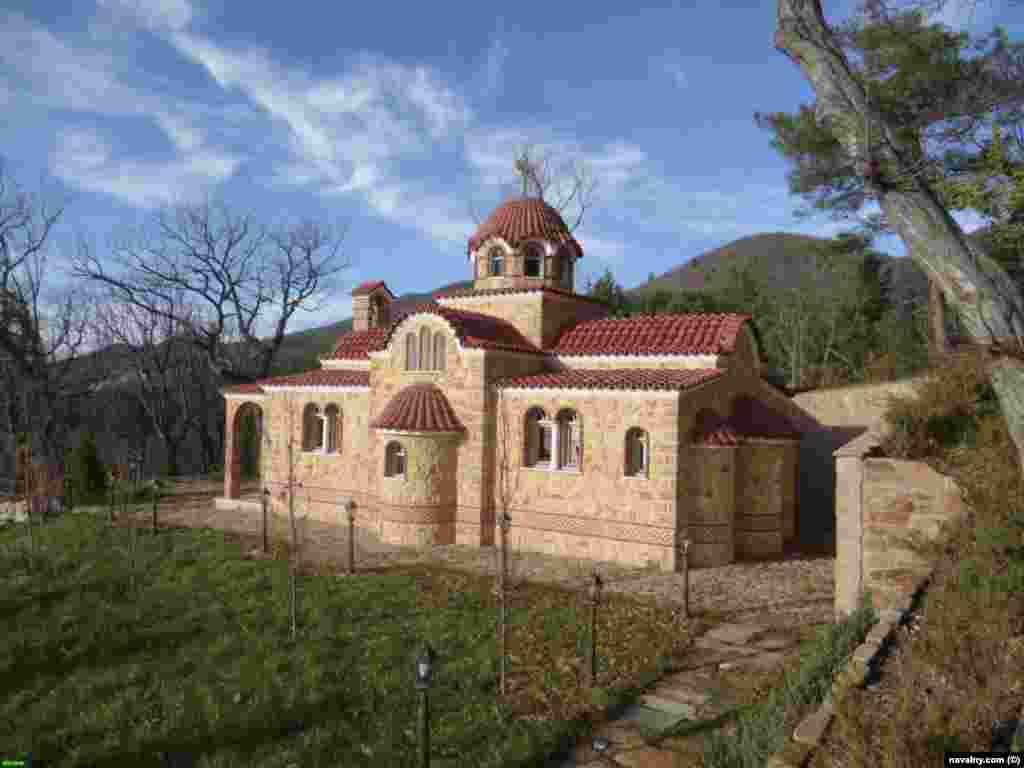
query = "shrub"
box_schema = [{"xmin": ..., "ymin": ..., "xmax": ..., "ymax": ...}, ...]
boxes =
[
  {"xmin": 880, "ymin": 352, "xmax": 997, "ymax": 460},
  {"xmin": 702, "ymin": 597, "xmax": 876, "ymax": 768},
  {"xmin": 68, "ymin": 431, "xmax": 107, "ymax": 501}
]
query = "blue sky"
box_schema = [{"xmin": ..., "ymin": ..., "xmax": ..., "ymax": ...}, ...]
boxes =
[{"xmin": 3, "ymin": 0, "xmax": 1022, "ymax": 332}]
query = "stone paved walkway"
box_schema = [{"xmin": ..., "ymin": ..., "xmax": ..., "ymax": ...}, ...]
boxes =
[{"xmin": 552, "ymin": 621, "xmax": 807, "ymax": 767}]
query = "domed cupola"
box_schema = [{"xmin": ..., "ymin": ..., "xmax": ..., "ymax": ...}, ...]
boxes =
[{"xmin": 467, "ymin": 198, "xmax": 583, "ymax": 293}]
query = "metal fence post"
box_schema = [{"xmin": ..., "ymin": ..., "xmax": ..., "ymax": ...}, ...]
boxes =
[
  {"xmin": 680, "ymin": 538, "xmax": 691, "ymax": 620},
  {"xmin": 588, "ymin": 572, "xmax": 603, "ymax": 687}
]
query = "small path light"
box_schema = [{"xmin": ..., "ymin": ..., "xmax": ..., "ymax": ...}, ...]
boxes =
[
  {"xmin": 588, "ymin": 572, "xmax": 603, "ymax": 687},
  {"xmin": 415, "ymin": 643, "xmax": 436, "ymax": 768},
  {"xmin": 592, "ymin": 735, "xmax": 612, "ymax": 764}
]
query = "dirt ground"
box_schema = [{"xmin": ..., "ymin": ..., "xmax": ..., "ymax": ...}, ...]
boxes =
[{"xmin": 104, "ymin": 475, "xmax": 835, "ymax": 628}]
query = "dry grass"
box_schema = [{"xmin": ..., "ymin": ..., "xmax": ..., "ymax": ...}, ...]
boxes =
[{"xmin": 824, "ymin": 355, "xmax": 1024, "ymax": 767}]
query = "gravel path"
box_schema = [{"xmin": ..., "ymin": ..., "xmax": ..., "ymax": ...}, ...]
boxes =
[{"xmin": 143, "ymin": 478, "xmax": 836, "ymax": 629}]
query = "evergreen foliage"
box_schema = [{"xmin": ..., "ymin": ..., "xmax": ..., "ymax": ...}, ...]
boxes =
[{"xmin": 68, "ymin": 430, "xmax": 107, "ymax": 501}]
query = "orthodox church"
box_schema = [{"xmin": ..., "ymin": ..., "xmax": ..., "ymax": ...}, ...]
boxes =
[{"xmin": 220, "ymin": 198, "xmax": 807, "ymax": 570}]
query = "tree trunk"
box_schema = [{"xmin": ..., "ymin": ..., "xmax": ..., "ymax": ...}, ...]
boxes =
[
  {"xmin": 774, "ymin": 0, "xmax": 1024, "ymax": 470},
  {"xmin": 928, "ymin": 276, "xmax": 949, "ymax": 361}
]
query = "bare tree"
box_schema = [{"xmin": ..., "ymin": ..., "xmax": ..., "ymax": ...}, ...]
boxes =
[
  {"xmin": 774, "ymin": 0, "xmax": 1024, "ymax": 469},
  {"xmin": 73, "ymin": 201, "xmax": 350, "ymax": 385},
  {"xmin": 0, "ymin": 163, "xmax": 93, "ymax": 462},
  {"xmin": 91, "ymin": 293, "xmax": 199, "ymax": 477},
  {"xmin": 469, "ymin": 145, "xmax": 598, "ymax": 235}
]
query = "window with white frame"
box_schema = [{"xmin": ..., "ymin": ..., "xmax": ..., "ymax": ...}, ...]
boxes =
[
  {"xmin": 405, "ymin": 332, "xmax": 418, "ymax": 370},
  {"xmin": 384, "ymin": 441, "xmax": 406, "ymax": 477},
  {"xmin": 433, "ymin": 332, "xmax": 446, "ymax": 371},
  {"xmin": 419, "ymin": 326, "xmax": 432, "ymax": 371},
  {"xmin": 489, "ymin": 247, "xmax": 504, "ymax": 276},
  {"xmin": 556, "ymin": 409, "xmax": 581, "ymax": 469},
  {"xmin": 324, "ymin": 404, "xmax": 341, "ymax": 453},
  {"xmin": 625, "ymin": 427, "xmax": 648, "ymax": 477},
  {"xmin": 524, "ymin": 244, "xmax": 542, "ymax": 278},
  {"xmin": 524, "ymin": 407, "xmax": 551, "ymax": 467},
  {"xmin": 302, "ymin": 403, "xmax": 322, "ymax": 452}
]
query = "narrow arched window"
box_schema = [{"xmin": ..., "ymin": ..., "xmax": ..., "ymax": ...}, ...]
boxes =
[
  {"xmin": 433, "ymin": 332, "xmax": 446, "ymax": 372},
  {"xmin": 405, "ymin": 332, "xmax": 418, "ymax": 370},
  {"xmin": 556, "ymin": 408, "xmax": 581, "ymax": 469},
  {"xmin": 419, "ymin": 326, "xmax": 432, "ymax": 371},
  {"xmin": 385, "ymin": 441, "xmax": 406, "ymax": 478},
  {"xmin": 489, "ymin": 247, "xmax": 504, "ymax": 276},
  {"xmin": 524, "ymin": 407, "xmax": 549, "ymax": 467},
  {"xmin": 625, "ymin": 428, "xmax": 648, "ymax": 477},
  {"xmin": 524, "ymin": 244, "xmax": 542, "ymax": 278},
  {"xmin": 325, "ymin": 404, "xmax": 341, "ymax": 453},
  {"xmin": 302, "ymin": 403, "xmax": 322, "ymax": 452}
]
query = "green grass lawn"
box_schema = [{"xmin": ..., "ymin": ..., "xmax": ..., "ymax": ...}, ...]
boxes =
[{"xmin": 0, "ymin": 512, "xmax": 689, "ymax": 767}]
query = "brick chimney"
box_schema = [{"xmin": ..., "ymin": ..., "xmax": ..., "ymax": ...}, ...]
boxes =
[{"xmin": 351, "ymin": 281, "xmax": 394, "ymax": 332}]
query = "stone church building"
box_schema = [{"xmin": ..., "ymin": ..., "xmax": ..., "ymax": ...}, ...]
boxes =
[{"xmin": 220, "ymin": 198, "xmax": 809, "ymax": 570}]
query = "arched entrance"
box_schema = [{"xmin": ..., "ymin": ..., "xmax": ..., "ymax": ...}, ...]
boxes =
[{"xmin": 225, "ymin": 400, "xmax": 263, "ymax": 500}]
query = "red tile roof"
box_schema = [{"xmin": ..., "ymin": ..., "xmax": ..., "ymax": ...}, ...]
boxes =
[
  {"xmin": 385, "ymin": 304, "xmax": 544, "ymax": 355},
  {"xmin": 730, "ymin": 396, "xmax": 800, "ymax": 439},
  {"xmin": 434, "ymin": 285, "xmax": 609, "ymax": 305},
  {"xmin": 328, "ymin": 327, "xmax": 389, "ymax": 359},
  {"xmin": 691, "ymin": 409, "xmax": 744, "ymax": 446},
  {"xmin": 351, "ymin": 280, "xmax": 393, "ymax": 297},
  {"xmin": 222, "ymin": 369, "xmax": 370, "ymax": 396},
  {"xmin": 221, "ymin": 381, "xmax": 264, "ymax": 396},
  {"xmin": 468, "ymin": 198, "xmax": 583, "ymax": 258},
  {"xmin": 497, "ymin": 368, "xmax": 723, "ymax": 392},
  {"xmin": 370, "ymin": 383, "xmax": 466, "ymax": 432},
  {"xmin": 551, "ymin": 314, "xmax": 750, "ymax": 357}
]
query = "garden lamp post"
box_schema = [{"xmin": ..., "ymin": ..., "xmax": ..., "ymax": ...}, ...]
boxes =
[
  {"xmin": 588, "ymin": 572, "xmax": 603, "ymax": 687},
  {"xmin": 497, "ymin": 511, "xmax": 512, "ymax": 696},
  {"xmin": 415, "ymin": 643, "xmax": 436, "ymax": 768},
  {"xmin": 346, "ymin": 500, "xmax": 356, "ymax": 575},
  {"xmin": 679, "ymin": 537, "xmax": 691, "ymax": 620},
  {"xmin": 261, "ymin": 486, "xmax": 271, "ymax": 554}
]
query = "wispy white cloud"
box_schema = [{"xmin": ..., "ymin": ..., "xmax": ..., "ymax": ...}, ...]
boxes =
[
  {"xmin": 170, "ymin": 30, "xmax": 478, "ymax": 244},
  {"xmin": 50, "ymin": 127, "xmax": 239, "ymax": 208},
  {"xmin": 97, "ymin": 0, "xmax": 194, "ymax": 32},
  {"xmin": 482, "ymin": 22, "xmax": 508, "ymax": 98}
]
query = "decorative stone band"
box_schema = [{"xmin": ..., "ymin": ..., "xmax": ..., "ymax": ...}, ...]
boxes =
[
  {"xmin": 378, "ymin": 502, "xmax": 455, "ymax": 525},
  {"xmin": 553, "ymin": 353, "xmax": 720, "ymax": 369},
  {"xmin": 319, "ymin": 359, "xmax": 372, "ymax": 370},
  {"xmin": 502, "ymin": 508, "xmax": 677, "ymax": 547},
  {"xmin": 260, "ymin": 385, "xmax": 369, "ymax": 394},
  {"xmin": 223, "ymin": 392, "xmax": 266, "ymax": 401},
  {"xmin": 499, "ymin": 387, "xmax": 680, "ymax": 401}
]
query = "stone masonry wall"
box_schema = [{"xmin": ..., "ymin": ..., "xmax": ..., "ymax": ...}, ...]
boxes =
[
  {"xmin": 495, "ymin": 390, "xmax": 680, "ymax": 571},
  {"xmin": 688, "ymin": 445, "xmax": 737, "ymax": 567},
  {"xmin": 833, "ymin": 430, "xmax": 966, "ymax": 616},
  {"xmin": 377, "ymin": 432, "xmax": 459, "ymax": 546},
  {"xmin": 259, "ymin": 389, "xmax": 376, "ymax": 530}
]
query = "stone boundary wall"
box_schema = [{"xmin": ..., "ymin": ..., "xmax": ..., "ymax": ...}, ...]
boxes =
[
  {"xmin": 834, "ymin": 430, "xmax": 966, "ymax": 616},
  {"xmin": 787, "ymin": 377, "xmax": 928, "ymax": 551}
]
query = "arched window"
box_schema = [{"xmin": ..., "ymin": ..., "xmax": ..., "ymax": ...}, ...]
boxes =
[
  {"xmin": 625, "ymin": 428, "xmax": 648, "ymax": 477},
  {"xmin": 524, "ymin": 244, "xmax": 542, "ymax": 278},
  {"xmin": 385, "ymin": 441, "xmax": 406, "ymax": 477},
  {"xmin": 302, "ymin": 403, "xmax": 322, "ymax": 452},
  {"xmin": 524, "ymin": 407, "xmax": 550, "ymax": 467},
  {"xmin": 489, "ymin": 247, "xmax": 504, "ymax": 276},
  {"xmin": 556, "ymin": 409, "xmax": 581, "ymax": 469},
  {"xmin": 325, "ymin": 404, "xmax": 341, "ymax": 453},
  {"xmin": 405, "ymin": 332, "xmax": 418, "ymax": 370},
  {"xmin": 433, "ymin": 332, "xmax": 446, "ymax": 372},
  {"xmin": 419, "ymin": 326, "xmax": 432, "ymax": 371}
]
